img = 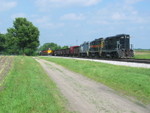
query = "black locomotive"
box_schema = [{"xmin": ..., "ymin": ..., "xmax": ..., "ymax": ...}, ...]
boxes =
[
  {"xmin": 103, "ymin": 34, "xmax": 134, "ymax": 58},
  {"xmin": 54, "ymin": 34, "xmax": 134, "ymax": 58}
]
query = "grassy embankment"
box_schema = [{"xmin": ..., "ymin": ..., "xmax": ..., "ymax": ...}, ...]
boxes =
[
  {"xmin": 134, "ymin": 50, "xmax": 150, "ymax": 59},
  {"xmin": 0, "ymin": 56, "xmax": 69, "ymax": 113},
  {"xmin": 40, "ymin": 57, "xmax": 150, "ymax": 104}
]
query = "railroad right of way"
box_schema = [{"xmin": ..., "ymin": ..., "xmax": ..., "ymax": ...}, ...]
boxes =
[{"xmin": 45, "ymin": 56, "xmax": 150, "ymax": 68}]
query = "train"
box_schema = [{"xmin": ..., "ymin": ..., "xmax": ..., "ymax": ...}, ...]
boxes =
[{"xmin": 41, "ymin": 34, "xmax": 134, "ymax": 58}]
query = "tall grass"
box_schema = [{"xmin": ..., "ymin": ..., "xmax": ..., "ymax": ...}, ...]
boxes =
[
  {"xmin": 41, "ymin": 57, "xmax": 150, "ymax": 104},
  {"xmin": 0, "ymin": 56, "xmax": 69, "ymax": 113}
]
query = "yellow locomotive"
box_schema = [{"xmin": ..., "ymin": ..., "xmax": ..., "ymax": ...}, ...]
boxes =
[{"xmin": 40, "ymin": 48, "xmax": 53, "ymax": 56}]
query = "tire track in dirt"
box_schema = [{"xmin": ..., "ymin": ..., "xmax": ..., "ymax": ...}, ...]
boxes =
[
  {"xmin": 0, "ymin": 56, "xmax": 14, "ymax": 90},
  {"xmin": 35, "ymin": 58, "xmax": 150, "ymax": 113}
]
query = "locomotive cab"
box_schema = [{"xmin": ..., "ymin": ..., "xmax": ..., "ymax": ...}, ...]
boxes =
[
  {"xmin": 117, "ymin": 35, "xmax": 134, "ymax": 58},
  {"xmin": 117, "ymin": 35, "xmax": 129, "ymax": 50}
]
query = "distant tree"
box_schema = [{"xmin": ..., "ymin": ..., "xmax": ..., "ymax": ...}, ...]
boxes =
[
  {"xmin": 39, "ymin": 43, "xmax": 61, "ymax": 51},
  {"xmin": 61, "ymin": 46, "xmax": 69, "ymax": 49},
  {"xmin": 7, "ymin": 18, "xmax": 40, "ymax": 55}
]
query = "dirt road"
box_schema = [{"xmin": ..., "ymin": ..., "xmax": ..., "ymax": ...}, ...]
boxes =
[{"xmin": 35, "ymin": 58, "xmax": 150, "ymax": 113}]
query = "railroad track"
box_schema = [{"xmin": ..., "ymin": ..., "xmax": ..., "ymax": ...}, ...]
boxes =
[
  {"xmin": 91, "ymin": 58, "xmax": 150, "ymax": 64},
  {"xmin": 91, "ymin": 57, "xmax": 150, "ymax": 64},
  {"xmin": 114, "ymin": 58, "xmax": 150, "ymax": 64}
]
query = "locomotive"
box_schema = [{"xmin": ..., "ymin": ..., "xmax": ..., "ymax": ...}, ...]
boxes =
[
  {"xmin": 40, "ymin": 48, "xmax": 53, "ymax": 56},
  {"xmin": 54, "ymin": 34, "xmax": 134, "ymax": 58}
]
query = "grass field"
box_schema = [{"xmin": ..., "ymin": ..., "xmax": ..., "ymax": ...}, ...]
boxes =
[
  {"xmin": 40, "ymin": 57, "xmax": 150, "ymax": 104},
  {"xmin": 0, "ymin": 56, "xmax": 69, "ymax": 113},
  {"xmin": 134, "ymin": 50, "xmax": 150, "ymax": 59}
]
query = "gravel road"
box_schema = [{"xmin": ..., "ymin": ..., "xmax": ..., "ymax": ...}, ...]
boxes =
[{"xmin": 35, "ymin": 58, "xmax": 150, "ymax": 113}]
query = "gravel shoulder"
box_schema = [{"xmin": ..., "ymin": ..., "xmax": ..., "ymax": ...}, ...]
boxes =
[
  {"xmin": 49, "ymin": 56, "xmax": 150, "ymax": 68},
  {"xmin": 35, "ymin": 58, "xmax": 150, "ymax": 113}
]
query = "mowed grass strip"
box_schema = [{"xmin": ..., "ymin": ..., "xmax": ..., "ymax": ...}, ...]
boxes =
[
  {"xmin": 0, "ymin": 56, "xmax": 69, "ymax": 113},
  {"xmin": 40, "ymin": 57, "xmax": 150, "ymax": 104}
]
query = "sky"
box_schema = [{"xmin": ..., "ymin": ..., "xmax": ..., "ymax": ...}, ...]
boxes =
[{"xmin": 0, "ymin": 0, "xmax": 150, "ymax": 49}]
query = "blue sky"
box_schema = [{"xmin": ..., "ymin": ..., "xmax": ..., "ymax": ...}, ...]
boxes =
[{"xmin": 0, "ymin": 0, "xmax": 150, "ymax": 49}]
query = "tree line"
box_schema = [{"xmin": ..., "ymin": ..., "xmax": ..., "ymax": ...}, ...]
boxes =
[
  {"xmin": 38, "ymin": 43, "xmax": 68, "ymax": 52},
  {"xmin": 0, "ymin": 17, "xmax": 69, "ymax": 56},
  {"xmin": 0, "ymin": 18, "xmax": 39, "ymax": 56}
]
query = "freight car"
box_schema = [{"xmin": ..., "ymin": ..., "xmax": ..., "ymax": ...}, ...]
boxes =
[
  {"xmin": 53, "ymin": 34, "xmax": 134, "ymax": 58},
  {"xmin": 70, "ymin": 46, "xmax": 80, "ymax": 56},
  {"xmin": 54, "ymin": 46, "xmax": 80, "ymax": 56}
]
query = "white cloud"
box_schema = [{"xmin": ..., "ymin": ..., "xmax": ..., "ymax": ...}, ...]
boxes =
[
  {"xmin": 0, "ymin": 0, "xmax": 17, "ymax": 12},
  {"xmin": 111, "ymin": 12, "xmax": 126, "ymax": 20},
  {"xmin": 11, "ymin": 14, "xmax": 64, "ymax": 29},
  {"xmin": 35, "ymin": 16, "xmax": 50, "ymax": 23},
  {"xmin": 11, "ymin": 13, "xmax": 27, "ymax": 20},
  {"xmin": 89, "ymin": 0, "xmax": 149, "ymax": 25},
  {"xmin": 42, "ymin": 22, "xmax": 65, "ymax": 29},
  {"xmin": 34, "ymin": 16, "xmax": 64, "ymax": 29},
  {"xmin": 82, "ymin": 0, "xmax": 100, "ymax": 6},
  {"xmin": 35, "ymin": 0, "xmax": 101, "ymax": 11},
  {"xmin": 125, "ymin": 0, "xmax": 143, "ymax": 4},
  {"xmin": 60, "ymin": 13, "xmax": 85, "ymax": 21}
]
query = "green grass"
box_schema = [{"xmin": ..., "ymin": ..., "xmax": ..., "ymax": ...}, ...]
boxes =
[
  {"xmin": 0, "ymin": 56, "xmax": 69, "ymax": 113},
  {"xmin": 134, "ymin": 54, "xmax": 150, "ymax": 59},
  {"xmin": 134, "ymin": 50, "xmax": 150, "ymax": 59},
  {"xmin": 40, "ymin": 57, "xmax": 150, "ymax": 104}
]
